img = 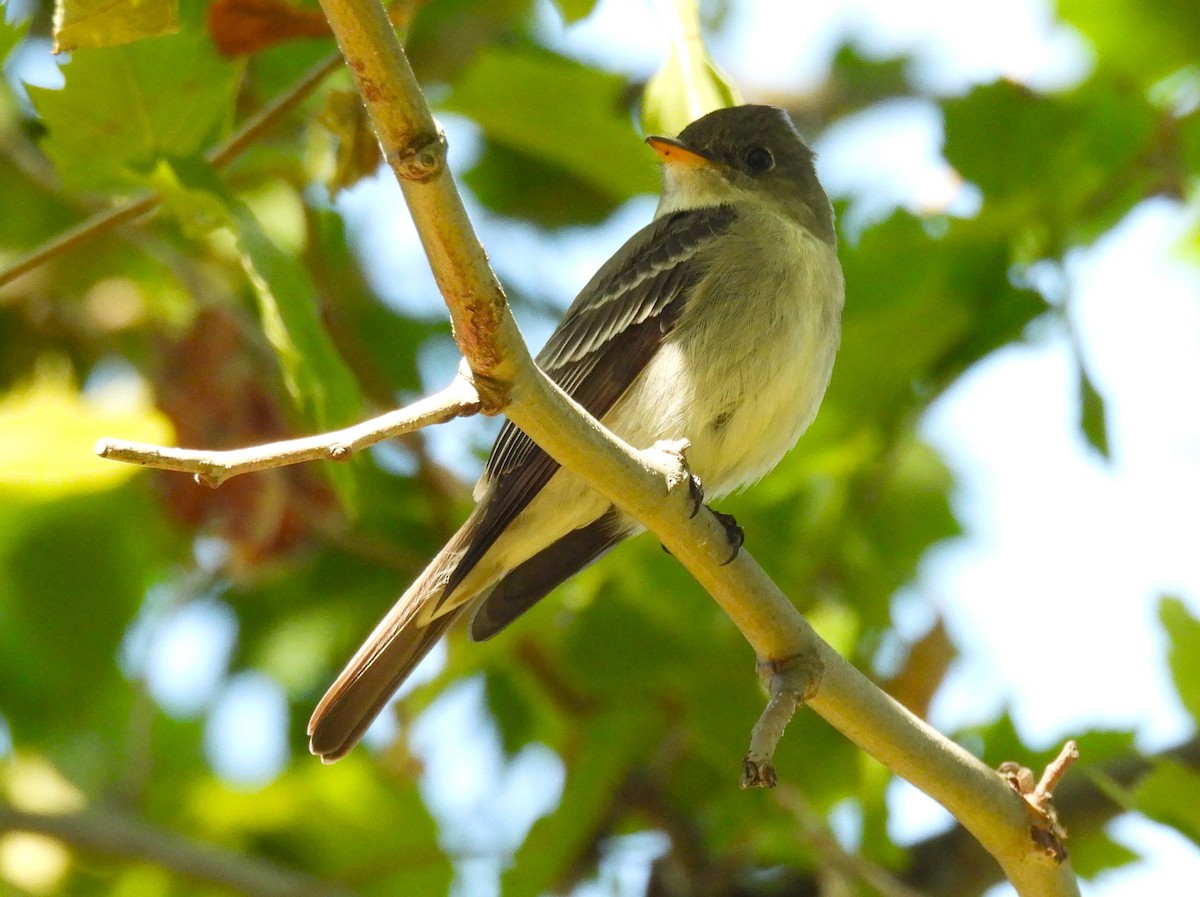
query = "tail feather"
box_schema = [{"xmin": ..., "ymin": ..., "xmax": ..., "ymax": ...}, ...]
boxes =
[
  {"xmin": 307, "ymin": 526, "xmax": 483, "ymax": 762},
  {"xmin": 469, "ymin": 509, "xmax": 629, "ymax": 641}
]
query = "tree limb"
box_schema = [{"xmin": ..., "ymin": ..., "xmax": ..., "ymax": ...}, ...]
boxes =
[{"xmin": 308, "ymin": 3, "xmax": 1081, "ymax": 894}]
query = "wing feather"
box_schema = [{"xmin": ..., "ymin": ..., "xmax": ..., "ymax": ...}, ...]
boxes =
[{"xmin": 440, "ymin": 205, "xmax": 738, "ymax": 603}]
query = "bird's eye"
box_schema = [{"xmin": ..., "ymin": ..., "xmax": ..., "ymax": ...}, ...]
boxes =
[{"xmin": 745, "ymin": 146, "xmax": 774, "ymax": 173}]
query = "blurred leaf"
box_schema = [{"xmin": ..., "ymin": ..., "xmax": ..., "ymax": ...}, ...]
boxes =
[
  {"xmin": 1058, "ymin": 0, "xmax": 1200, "ymax": 81},
  {"xmin": 187, "ymin": 759, "xmax": 451, "ymax": 890},
  {"xmin": 831, "ymin": 212, "xmax": 1043, "ymax": 425},
  {"xmin": 54, "ymin": 0, "xmax": 179, "ymax": 52},
  {"xmin": 0, "ymin": 13, "xmax": 29, "ymax": 58},
  {"xmin": 406, "ymin": 0, "xmax": 535, "ymax": 85},
  {"xmin": 563, "ymin": 590, "xmax": 684, "ymax": 696},
  {"xmin": 0, "ymin": 484, "xmax": 179, "ymax": 755},
  {"xmin": 0, "ymin": 359, "xmax": 172, "ymax": 498},
  {"xmin": 641, "ymin": 0, "xmax": 739, "ymax": 137},
  {"xmin": 504, "ymin": 707, "xmax": 659, "ymax": 897},
  {"xmin": 1132, "ymin": 760, "xmax": 1200, "ymax": 845},
  {"xmin": 207, "ymin": 0, "xmax": 331, "ymax": 58},
  {"xmin": 551, "ymin": 0, "xmax": 599, "ymax": 23},
  {"xmin": 484, "ymin": 667, "xmax": 536, "ymax": 755},
  {"xmin": 28, "ymin": 33, "xmax": 240, "ymax": 192},
  {"xmin": 443, "ymin": 46, "xmax": 657, "ymax": 207},
  {"xmin": 1068, "ymin": 830, "xmax": 1141, "ymax": 877},
  {"xmin": 944, "ymin": 78, "xmax": 1158, "ymax": 253},
  {"xmin": 824, "ymin": 42, "xmax": 915, "ymax": 120},
  {"xmin": 317, "ymin": 89, "xmax": 382, "ymax": 198},
  {"xmin": 160, "ymin": 158, "xmax": 364, "ymax": 509},
  {"xmin": 884, "ymin": 617, "xmax": 956, "ymax": 719},
  {"xmin": 1077, "ymin": 358, "xmax": 1111, "ymax": 457},
  {"xmin": 1160, "ymin": 595, "xmax": 1200, "ymax": 725},
  {"xmin": 166, "ymin": 160, "xmax": 362, "ymax": 430},
  {"xmin": 464, "ymin": 139, "xmax": 620, "ymax": 226}
]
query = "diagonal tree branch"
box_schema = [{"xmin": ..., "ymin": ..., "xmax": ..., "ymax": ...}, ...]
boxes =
[{"xmin": 307, "ymin": 3, "xmax": 1081, "ymax": 896}]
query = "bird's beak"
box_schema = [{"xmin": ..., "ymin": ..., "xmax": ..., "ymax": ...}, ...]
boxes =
[{"xmin": 645, "ymin": 135, "xmax": 714, "ymax": 168}]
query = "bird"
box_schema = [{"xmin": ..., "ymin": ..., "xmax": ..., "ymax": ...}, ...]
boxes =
[{"xmin": 308, "ymin": 104, "xmax": 845, "ymax": 761}]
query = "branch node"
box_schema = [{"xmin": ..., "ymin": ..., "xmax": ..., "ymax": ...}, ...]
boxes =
[
  {"xmin": 741, "ymin": 652, "xmax": 824, "ymax": 789},
  {"xmin": 458, "ymin": 360, "xmax": 509, "ymax": 415},
  {"xmin": 327, "ymin": 442, "xmax": 351, "ymax": 461},
  {"xmin": 389, "ymin": 129, "xmax": 447, "ymax": 181},
  {"xmin": 998, "ymin": 739, "xmax": 1079, "ymax": 863}
]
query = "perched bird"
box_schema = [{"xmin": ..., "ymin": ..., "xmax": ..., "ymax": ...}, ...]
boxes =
[{"xmin": 309, "ymin": 104, "xmax": 845, "ymax": 761}]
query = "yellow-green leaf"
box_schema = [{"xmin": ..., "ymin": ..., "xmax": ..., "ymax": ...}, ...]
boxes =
[
  {"xmin": 641, "ymin": 0, "xmax": 740, "ymax": 137},
  {"xmin": 0, "ymin": 359, "xmax": 173, "ymax": 499},
  {"xmin": 53, "ymin": 0, "xmax": 179, "ymax": 53}
]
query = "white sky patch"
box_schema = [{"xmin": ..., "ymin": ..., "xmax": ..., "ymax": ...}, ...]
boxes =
[
  {"xmin": 204, "ymin": 672, "xmax": 291, "ymax": 788},
  {"xmin": 714, "ymin": 0, "xmax": 1091, "ymax": 93},
  {"xmin": 128, "ymin": 595, "xmax": 237, "ymax": 719}
]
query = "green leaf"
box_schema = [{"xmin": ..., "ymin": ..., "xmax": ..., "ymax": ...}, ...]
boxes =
[
  {"xmin": 641, "ymin": 0, "xmax": 739, "ymax": 137},
  {"xmin": 547, "ymin": 0, "xmax": 599, "ymax": 24},
  {"xmin": 161, "ymin": 158, "xmax": 364, "ymax": 508},
  {"xmin": 28, "ymin": 32, "xmax": 239, "ymax": 192},
  {"xmin": 0, "ymin": 485, "xmax": 180, "ymax": 754},
  {"xmin": 1059, "ymin": 0, "xmax": 1200, "ymax": 82},
  {"xmin": 464, "ymin": 139, "xmax": 621, "ymax": 227},
  {"xmin": 1078, "ymin": 358, "xmax": 1111, "ymax": 457},
  {"xmin": 1067, "ymin": 827, "xmax": 1141, "ymax": 877},
  {"xmin": 178, "ymin": 161, "xmax": 362, "ymax": 429},
  {"xmin": 0, "ymin": 11, "xmax": 29, "ymax": 59},
  {"xmin": 943, "ymin": 78, "xmax": 1157, "ymax": 252},
  {"xmin": 1160, "ymin": 595, "xmax": 1200, "ymax": 725},
  {"xmin": 504, "ymin": 708, "xmax": 659, "ymax": 897},
  {"xmin": 443, "ymin": 46, "xmax": 657, "ymax": 206},
  {"xmin": 1132, "ymin": 760, "xmax": 1200, "ymax": 845},
  {"xmin": 54, "ymin": 0, "xmax": 179, "ymax": 52},
  {"xmin": 187, "ymin": 759, "xmax": 452, "ymax": 892},
  {"xmin": 0, "ymin": 359, "xmax": 173, "ymax": 498},
  {"xmin": 485, "ymin": 668, "xmax": 536, "ymax": 755}
]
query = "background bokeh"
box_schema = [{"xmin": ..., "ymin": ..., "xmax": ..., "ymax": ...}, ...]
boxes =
[{"xmin": 1, "ymin": 0, "xmax": 1198, "ymax": 895}]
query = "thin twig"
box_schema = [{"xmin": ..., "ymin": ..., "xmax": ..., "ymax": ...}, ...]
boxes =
[
  {"xmin": 1033, "ymin": 740, "xmax": 1080, "ymax": 809},
  {"xmin": 0, "ymin": 53, "xmax": 343, "ymax": 289},
  {"xmin": 742, "ymin": 653, "xmax": 823, "ymax": 788},
  {"xmin": 96, "ymin": 375, "xmax": 480, "ymax": 486},
  {"xmin": 0, "ymin": 803, "xmax": 357, "ymax": 897}
]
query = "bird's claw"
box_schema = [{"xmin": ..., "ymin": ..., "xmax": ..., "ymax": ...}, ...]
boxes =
[
  {"xmin": 712, "ymin": 510, "xmax": 744, "ymax": 564},
  {"xmin": 687, "ymin": 474, "xmax": 704, "ymax": 518}
]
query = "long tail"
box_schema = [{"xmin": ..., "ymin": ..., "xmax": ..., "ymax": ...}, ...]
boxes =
[
  {"xmin": 308, "ymin": 508, "xmax": 629, "ymax": 761},
  {"xmin": 307, "ymin": 527, "xmax": 481, "ymax": 762}
]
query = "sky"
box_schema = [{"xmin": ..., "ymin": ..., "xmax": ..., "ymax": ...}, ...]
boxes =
[{"xmin": 88, "ymin": 0, "xmax": 1200, "ymax": 894}]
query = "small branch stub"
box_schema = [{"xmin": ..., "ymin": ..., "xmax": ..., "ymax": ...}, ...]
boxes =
[
  {"xmin": 742, "ymin": 653, "xmax": 825, "ymax": 789},
  {"xmin": 998, "ymin": 739, "xmax": 1080, "ymax": 862}
]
